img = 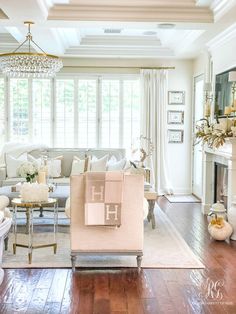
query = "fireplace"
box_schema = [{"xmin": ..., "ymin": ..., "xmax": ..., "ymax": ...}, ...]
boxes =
[
  {"xmin": 202, "ymin": 138, "xmax": 236, "ymax": 214},
  {"xmin": 214, "ymin": 162, "xmax": 228, "ymax": 209}
]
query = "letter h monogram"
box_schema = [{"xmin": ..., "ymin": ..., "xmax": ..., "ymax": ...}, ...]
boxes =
[{"xmin": 91, "ymin": 185, "xmax": 104, "ymax": 201}]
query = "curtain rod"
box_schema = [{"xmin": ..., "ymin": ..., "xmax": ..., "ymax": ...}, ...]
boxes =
[{"xmin": 63, "ymin": 66, "xmax": 175, "ymax": 70}]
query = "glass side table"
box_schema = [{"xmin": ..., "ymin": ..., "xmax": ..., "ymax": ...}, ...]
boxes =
[{"xmin": 11, "ymin": 198, "xmax": 58, "ymax": 264}]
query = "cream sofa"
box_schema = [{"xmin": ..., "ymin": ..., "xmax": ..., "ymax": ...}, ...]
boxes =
[
  {"xmin": 70, "ymin": 173, "xmax": 144, "ymax": 270},
  {"xmin": 0, "ymin": 148, "xmax": 126, "ymax": 187}
]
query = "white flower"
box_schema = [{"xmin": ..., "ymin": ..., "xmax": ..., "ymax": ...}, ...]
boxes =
[{"xmin": 17, "ymin": 161, "xmax": 39, "ymax": 178}]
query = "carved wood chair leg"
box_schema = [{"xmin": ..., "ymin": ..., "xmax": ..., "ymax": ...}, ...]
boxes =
[{"xmin": 4, "ymin": 237, "xmax": 8, "ymax": 251}]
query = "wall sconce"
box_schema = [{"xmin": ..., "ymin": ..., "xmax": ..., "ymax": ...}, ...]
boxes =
[
  {"xmin": 214, "ymin": 83, "xmax": 221, "ymax": 115},
  {"xmin": 228, "ymin": 72, "xmax": 236, "ymax": 112},
  {"xmin": 204, "ymin": 82, "xmax": 213, "ymax": 117}
]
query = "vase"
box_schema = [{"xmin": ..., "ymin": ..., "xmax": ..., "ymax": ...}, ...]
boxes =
[
  {"xmin": 228, "ymin": 199, "xmax": 236, "ymax": 240},
  {"xmin": 208, "ymin": 220, "xmax": 233, "ymax": 241}
]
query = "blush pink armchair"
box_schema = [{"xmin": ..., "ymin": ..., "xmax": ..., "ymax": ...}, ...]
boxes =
[{"xmin": 70, "ymin": 173, "xmax": 144, "ymax": 270}]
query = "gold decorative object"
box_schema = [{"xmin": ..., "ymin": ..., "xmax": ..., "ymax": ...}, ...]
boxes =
[
  {"xmin": 195, "ymin": 116, "xmax": 236, "ymax": 149},
  {"xmin": 0, "ymin": 21, "xmax": 63, "ymax": 77},
  {"xmin": 229, "ymin": 71, "xmax": 236, "ymax": 114}
]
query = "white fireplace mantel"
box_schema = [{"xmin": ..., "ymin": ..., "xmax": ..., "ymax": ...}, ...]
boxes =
[{"xmin": 202, "ymin": 138, "xmax": 236, "ymax": 214}]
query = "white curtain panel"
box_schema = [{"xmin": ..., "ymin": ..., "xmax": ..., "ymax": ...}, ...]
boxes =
[{"xmin": 140, "ymin": 69, "xmax": 173, "ymax": 195}]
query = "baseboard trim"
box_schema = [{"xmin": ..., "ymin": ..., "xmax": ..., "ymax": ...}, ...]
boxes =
[{"xmin": 201, "ymin": 203, "xmax": 211, "ymax": 215}]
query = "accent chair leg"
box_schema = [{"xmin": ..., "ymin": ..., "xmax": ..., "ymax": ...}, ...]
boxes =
[
  {"xmin": 4, "ymin": 237, "xmax": 8, "ymax": 251},
  {"xmin": 136, "ymin": 254, "xmax": 142, "ymax": 271},
  {"xmin": 71, "ymin": 254, "xmax": 76, "ymax": 272}
]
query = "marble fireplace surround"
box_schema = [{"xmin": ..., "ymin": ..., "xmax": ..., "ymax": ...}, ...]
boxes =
[{"xmin": 202, "ymin": 138, "xmax": 236, "ymax": 214}]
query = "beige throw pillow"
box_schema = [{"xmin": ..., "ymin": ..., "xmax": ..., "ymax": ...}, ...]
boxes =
[{"xmin": 70, "ymin": 156, "xmax": 90, "ymax": 175}]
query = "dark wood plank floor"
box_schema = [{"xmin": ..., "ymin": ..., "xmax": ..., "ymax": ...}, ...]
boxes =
[{"xmin": 1, "ymin": 197, "xmax": 236, "ymax": 314}]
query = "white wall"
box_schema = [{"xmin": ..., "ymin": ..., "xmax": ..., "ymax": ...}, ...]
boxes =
[
  {"xmin": 210, "ymin": 41, "xmax": 236, "ymax": 75},
  {"xmin": 166, "ymin": 60, "xmax": 193, "ymax": 194},
  {"xmin": 62, "ymin": 57, "xmax": 194, "ymax": 194}
]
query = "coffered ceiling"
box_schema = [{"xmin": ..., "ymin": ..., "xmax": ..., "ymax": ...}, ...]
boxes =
[{"xmin": 0, "ymin": 0, "xmax": 236, "ymax": 59}]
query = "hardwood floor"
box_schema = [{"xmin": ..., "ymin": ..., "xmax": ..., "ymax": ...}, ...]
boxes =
[{"xmin": 1, "ymin": 197, "xmax": 236, "ymax": 313}]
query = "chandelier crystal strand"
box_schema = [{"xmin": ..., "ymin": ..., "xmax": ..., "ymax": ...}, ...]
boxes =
[{"xmin": 0, "ymin": 22, "xmax": 63, "ymax": 78}]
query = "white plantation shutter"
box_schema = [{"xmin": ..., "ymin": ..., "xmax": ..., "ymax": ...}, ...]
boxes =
[
  {"xmin": 78, "ymin": 79, "xmax": 97, "ymax": 147},
  {"xmin": 101, "ymin": 80, "xmax": 120, "ymax": 148},
  {"xmin": 55, "ymin": 79, "xmax": 74, "ymax": 147},
  {"xmin": 123, "ymin": 80, "xmax": 141, "ymax": 148},
  {"xmin": 32, "ymin": 79, "xmax": 52, "ymax": 145},
  {"xmin": 2, "ymin": 75, "xmax": 140, "ymax": 149},
  {"xmin": 10, "ymin": 79, "xmax": 29, "ymax": 142},
  {"xmin": 0, "ymin": 78, "xmax": 5, "ymax": 148}
]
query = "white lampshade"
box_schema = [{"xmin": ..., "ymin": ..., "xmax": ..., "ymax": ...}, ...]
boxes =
[
  {"xmin": 204, "ymin": 82, "xmax": 212, "ymax": 92},
  {"xmin": 228, "ymin": 71, "xmax": 236, "ymax": 82}
]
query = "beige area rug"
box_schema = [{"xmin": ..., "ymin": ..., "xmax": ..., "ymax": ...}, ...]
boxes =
[
  {"xmin": 165, "ymin": 194, "xmax": 201, "ymax": 203},
  {"xmin": 2, "ymin": 206, "xmax": 204, "ymax": 269}
]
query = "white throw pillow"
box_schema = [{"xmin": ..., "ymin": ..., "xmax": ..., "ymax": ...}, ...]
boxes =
[
  {"xmin": 47, "ymin": 159, "xmax": 62, "ymax": 178},
  {"xmin": 28, "ymin": 154, "xmax": 42, "ymax": 168},
  {"xmin": 90, "ymin": 155, "xmax": 109, "ymax": 171},
  {"xmin": 107, "ymin": 158, "xmax": 127, "ymax": 171},
  {"xmin": 6, "ymin": 153, "xmax": 27, "ymax": 178},
  {"xmin": 70, "ymin": 156, "xmax": 90, "ymax": 175}
]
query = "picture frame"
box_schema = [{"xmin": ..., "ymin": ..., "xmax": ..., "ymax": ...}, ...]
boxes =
[
  {"xmin": 168, "ymin": 129, "xmax": 184, "ymax": 143},
  {"xmin": 168, "ymin": 91, "xmax": 185, "ymax": 105},
  {"xmin": 167, "ymin": 110, "xmax": 184, "ymax": 124}
]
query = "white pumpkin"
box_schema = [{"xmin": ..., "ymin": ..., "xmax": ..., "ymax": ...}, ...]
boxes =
[{"xmin": 208, "ymin": 220, "xmax": 233, "ymax": 241}]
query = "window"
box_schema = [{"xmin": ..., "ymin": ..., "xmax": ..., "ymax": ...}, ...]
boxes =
[
  {"xmin": 55, "ymin": 79, "xmax": 74, "ymax": 147},
  {"xmin": 0, "ymin": 78, "xmax": 5, "ymax": 148},
  {"xmin": 78, "ymin": 79, "xmax": 97, "ymax": 147},
  {"xmin": 123, "ymin": 80, "xmax": 141, "ymax": 148},
  {"xmin": 32, "ymin": 79, "xmax": 52, "ymax": 145},
  {"xmin": 3, "ymin": 75, "xmax": 141, "ymax": 149},
  {"xmin": 101, "ymin": 80, "xmax": 120, "ymax": 147},
  {"xmin": 10, "ymin": 79, "xmax": 29, "ymax": 142}
]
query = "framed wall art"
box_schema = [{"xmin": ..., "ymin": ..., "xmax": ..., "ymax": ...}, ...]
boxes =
[
  {"xmin": 168, "ymin": 91, "xmax": 185, "ymax": 105},
  {"xmin": 168, "ymin": 129, "xmax": 184, "ymax": 143},
  {"xmin": 167, "ymin": 110, "xmax": 184, "ymax": 124}
]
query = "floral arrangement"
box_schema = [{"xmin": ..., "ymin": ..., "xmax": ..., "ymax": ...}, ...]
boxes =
[
  {"xmin": 195, "ymin": 117, "xmax": 236, "ymax": 149},
  {"xmin": 17, "ymin": 161, "xmax": 39, "ymax": 183}
]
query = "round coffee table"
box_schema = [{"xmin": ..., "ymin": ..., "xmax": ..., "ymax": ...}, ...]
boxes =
[{"xmin": 11, "ymin": 198, "xmax": 58, "ymax": 264}]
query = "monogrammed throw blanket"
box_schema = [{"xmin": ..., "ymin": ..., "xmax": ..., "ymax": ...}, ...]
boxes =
[{"xmin": 85, "ymin": 172, "xmax": 124, "ymax": 226}]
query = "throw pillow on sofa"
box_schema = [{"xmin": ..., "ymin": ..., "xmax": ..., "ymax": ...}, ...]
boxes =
[
  {"xmin": 6, "ymin": 153, "xmax": 27, "ymax": 178},
  {"xmin": 70, "ymin": 156, "xmax": 90, "ymax": 175},
  {"xmin": 47, "ymin": 157, "xmax": 63, "ymax": 178},
  {"xmin": 90, "ymin": 155, "xmax": 109, "ymax": 171},
  {"xmin": 107, "ymin": 157, "xmax": 126, "ymax": 171},
  {"xmin": 28, "ymin": 154, "xmax": 42, "ymax": 168}
]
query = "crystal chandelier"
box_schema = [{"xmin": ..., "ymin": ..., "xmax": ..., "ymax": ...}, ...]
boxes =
[{"xmin": 0, "ymin": 21, "xmax": 63, "ymax": 78}]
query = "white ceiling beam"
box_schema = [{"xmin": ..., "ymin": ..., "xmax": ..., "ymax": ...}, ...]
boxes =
[
  {"xmin": 48, "ymin": 4, "xmax": 213, "ymax": 23},
  {"xmin": 0, "ymin": 0, "xmax": 49, "ymax": 21},
  {"xmin": 65, "ymin": 46, "xmax": 174, "ymax": 58}
]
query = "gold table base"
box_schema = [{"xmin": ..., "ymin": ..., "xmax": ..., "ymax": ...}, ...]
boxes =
[{"xmin": 11, "ymin": 198, "xmax": 58, "ymax": 264}]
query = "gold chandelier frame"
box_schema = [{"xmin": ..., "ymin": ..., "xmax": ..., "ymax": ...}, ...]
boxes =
[{"xmin": 0, "ymin": 21, "xmax": 63, "ymax": 77}]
